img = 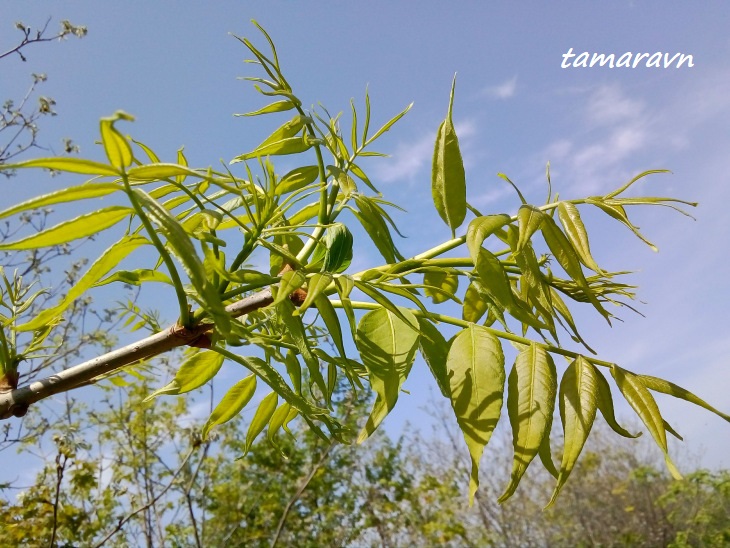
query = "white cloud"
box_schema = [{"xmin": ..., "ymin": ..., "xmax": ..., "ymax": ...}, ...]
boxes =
[
  {"xmin": 483, "ymin": 76, "xmax": 518, "ymax": 99},
  {"xmin": 585, "ymin": 84, "xmax": 644, "ymax": 126}
]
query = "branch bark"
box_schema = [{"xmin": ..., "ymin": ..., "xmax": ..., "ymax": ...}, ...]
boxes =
[{"xmin": 0, "ymin": 288, "xmax": 274, "ymax": 420}]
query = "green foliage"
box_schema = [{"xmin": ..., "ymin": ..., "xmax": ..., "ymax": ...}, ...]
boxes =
[{"xmin": 0, "ymin": 21, "xmax": 727, "ymax": 508}]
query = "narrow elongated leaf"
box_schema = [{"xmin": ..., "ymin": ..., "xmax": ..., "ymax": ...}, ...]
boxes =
[
  {"xmin": 127, "ymin": 163, "xmax": 204, "ymax": 181},
  {"xmin": 417, "ymin": 318, "xmax": 451, "ymax": 398},
  {"xmin": 238, "ymin": 100, "xmax": 295, "ymax": 117},
  {"xmin": 447, "ymin": 324, "xmax": 505, "ymax": 504},
  {"xmin": 0, "ymin": 157, "xmax": 120, "ymax": 176},
  {"xmin": 612, "ymin": 365, "xmax": 682, "ymax": 479},
  {"xmin": 100, "ymin": 111, "xmax": 135, "ymax": 169},
  {"xmin": 594, "ymin": 367, "xmax": 641, "ymax": 438},
  {"xmin": 296, "ymin": 273, "xmax": 332, "ymax": 315},
  {"xmin": 272, "ymin": 269, "xmax": 306, "ymax": 307},
  {"xmin": 516, "ymin": 205, "xmax": 546, "ymax": 251},
  {"xmin": 500, "ymin": 344, "xmax": 557, "ymax": 502},
  {"xmin": 587, "ymin": 198, "xmax": 658, "ymax": 251},
  {"xmin": 466, "ymin": 214, "xmax": 512, "ymax": 262},
  {"xmin": 276, "ymin": 165, "xmax": 319, "ymax": 195},
  {"xmin": 354, "ymin": 280, "xmax": 420, "ymax": 331},
  {"xmin": 232, "ymin": 136, "xmax": 311, "ymax": 162},
  {"xmin": 268, "ymin": 402, "xmax": 293, "ymax": 455},
  {"xmin": 0, "ymin": 183, "xmax": 121, "ymax": 220},
  {"xmin": 638, "ymin": 375, "xmax": 730, "ymax": 422},
  {"xmin": 18, "ymin": 234, "xmax": 148, "ymax": 331},
  {"xmin": 356, "ymin": 307, "xmax": 419, "ymax": 442},
  {"xmin": 314, "ymin": 293, "xmax": 347, "ymax": 359},
  {"xmin": 146, "ymin": 350, "xmax": 224, "ymax": 400},
  {"xmin": 423, "ymin": 270, "xmax": 459, "ymax": 304},
  {"xmin": 365, "ymin": 101, "xmax": 413, "ymax": 145},
  {"xmin": 546, "ymin": 356, "xmax": 599, "ymax": 507},
  {"xmin": 0, "ymin": 206, "xmax": 132, "ymax": 251},
  {"xmin": 244, "ymin": 392, "xmax": 279, "ymax": 454},
  {"xmin": 541, "ymin": 216, "xmax": 610, "ymax": 321},
  {"xmin": 202, "ymin": 374, "xmax": 257, "ymax": 439},
  {"xmin": 94, "ymin": 268, "xmax": 172, "ymax": 287},
  {"xmin": 432, "ymin": 76, "xmax": 466, "ymax": 237},
  {"xmin": 353, "ymin": 195, "xmax": 404, "ymax": 264},
  {"xmin": 557, "ymin": 202, "xmax": 602, "ymax": 273}
]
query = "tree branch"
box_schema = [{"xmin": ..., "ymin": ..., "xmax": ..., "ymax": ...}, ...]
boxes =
[{"xmin": 0, "ymin": 288, "xmax": 274, "ymax": 420}]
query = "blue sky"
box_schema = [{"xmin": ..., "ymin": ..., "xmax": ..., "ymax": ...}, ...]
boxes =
[{"xmin": 2, "ymin": 2, "xmax": 730, "ymax": 472}]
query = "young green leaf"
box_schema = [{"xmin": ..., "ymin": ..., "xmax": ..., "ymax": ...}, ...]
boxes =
[
  {"xmin": 557, "ymin": 202, "xmax": 602, "ymax": 273},
  {"xmin": 100, "ymin": 111, "xmax": 135, "ymax": 169},
  {"xmin": 314, "ymin": 293, "xmax": 347, "ymax": 359},
  {"xmin": 638, "ymin": 375, "xmax": 730, "ymax": 422},
  {"xmin": 276, "ymin": 165, "xmax": 320, "ymax": 195},
  {"xmin": 423, "ymin": 270, "xmax": 459, "ymax": 305},
  {"xmin": 500, "ymin": 344, "xmax": 557, "ymax": 503},
  {"xmin": 0, "ymin": 156, "xmax": 120, "ymax": 176},
  {"xmin": 416, "ymin": 318, "xmax": 451, "ymax": 398},
  {"xmin": 126, "ymin": 163, "xmax": 205, "ymax": 182},
  {"xmin": 466, "ymin": 214, "xmax": 512, "ymax": 263},
  {"xmin": 0, "ymin": 183, "xmax": 121, "ymax": 220},
  {"xmin": 353, "ymin": 195, "xmax": 404, "ymax": 264},
  {"xmin": 94, "ymin": 268, "xmax": 172, "ymax": 287},
  {"xmin": 202, "ymin": 374, "xmax": 257, "ymax": 439},
  {"xmin": 295, "ymin": 273, "xmax": 332, "ymax": 316},
  {"xmin": 268, "ymin": 402, "xmax": 293, "ymax": 456},
  {"xmin": 356, "ymin": 307, "xmax": 419, "ymax": 442},
  {"xmin": 462, "ymin": 281, "xmax": 489, "ymax": 323},
  {"xmin": 145, "ymin": 350, "xmax": 224, "ymax": 400},
  {"xmin": 432, "ymin": 76, "xmax": 466, "ymax": 237},
  {"xmin": 516, "ymin": 205, "xmax": 546, "ymax": 251},
  {"xmin": 238, "ymin": 100, "xmax": 295, "ymax": 117},
  {"xmin": 244, "ymin": 392, "xmax": 279, "ymax": 454},
  {"xmin": 612, "ymin": 365, "xmax": 682, "ymax": 479},
  {"xmin": 594, "ymin": 367, "xmax": 641, "ymax": 438},
  {"xmin": 18, "ymin": 235, "xmax": 149, "ymax": 331},
  {"xmin": 447, "ymin": 324, "xmax": 505, "ymax": 504},
  {"xmin": 0, "ymin": 206, "xmax": 133, "ymax": 251},
  {"xmin": 546, "ymin": 356, "xmax": 599, "ymax": 508},
  {"xmin": 272, "ymin": 269, "xmax": 306, "ymax": 307}
]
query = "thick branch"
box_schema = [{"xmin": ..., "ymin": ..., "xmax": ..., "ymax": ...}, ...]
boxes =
[{"xmin": 0, "ymin": 288, "xmax": 273, "ymax": 420}]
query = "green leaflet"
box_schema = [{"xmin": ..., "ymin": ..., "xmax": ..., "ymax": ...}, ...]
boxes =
[
  {"xmin": 268, "ymin": 402, "xmax": 293, "ymax": 456},
  {"xmin": 500, "ymin": 344, "xmax": 557, "ymax": 503},
  {"xmin": 594, "ymin": 367, "xmax": 641, "ymax": 438},
  {"xmin": 238, "ymin": 100, "xmax": 295, "ymax": 117},
  {"xmin": 314, "ymin": 293, "xmax": 347, "ymax": 359},
  {"xmin": 100, "ymin": 111, "xmax": 135, "ymax": 169},
  {"xmin": 295, "ymin": 273, "xmax": 332, "ymax": 315},
  {"xmin": 516, "ymin": 205, "xmax": 546, "ymax": 251},
  {"xmin": 546, "ymin": 356, "xmax": 599, "ymax": 508},
  {"xmin": 0, "ymin": 183, "xmax": 121, "ymax": 220},
  {"xmin": 284, "ymin": 351, "xmax": 302, "ymax": 394},
  {"xmin": 94, "ymin": 269, "xmax": 172, "ymax": 287},
  {"xmin": 447, "ymin": 324, "xmax": 505, "ymax": 504},
  {"xmin": 146, "ymin": 350, "xmax": 224, "ymax": 400},
  {"xmin": 272, "ymin": 269, "xmax": 306, "ymax": 307},
  {"xmin": 463, "ymin": 281, "xmax": 488, "ymax": 323},
  {"xmin": 276, "ymin": 165, "xmax": 319, "ymax": 195},
  {"xmin": 557, "ymin": 202, "xmax": 602, "ymax": 273},
  {"xmin": 244, "ymin": 392, "xmax": 279, "ymax": 454},
  {"xmin": 0, "ymin": 156, "xmax": 120, "ymax": 176},
  {"xmin": 612, "ymin": 365, "xmax": 682, "ymax": 479},
  {"xmin": 423, "ymin": 270, "xmax": 459, "ymax": 305},
  {"xmin": 0, "ymin": 206, "xmax": 133, "ymax": 251},
  {"xmin": 231, "ymin": 114, "xmax": 312, "ymax": 163},
  {"xmin": 353, "ymin": 195, "xmax": 404, "ymax": 264},
  {"xmin": 432, "ymin": 76, "xmax": 466, "ymax": 237},
  {"xmin": 289, "ymin": 202, "xmax": 320, "ymax": 226},
  {"xmin": 416, "ymin": 318, "xmax": 451, "ymax": 399},
  {"xmin": 127, "ymin": 163, "xmax": 204, "ymax": 182},
  {"xmin": 277, "ymin": 299, "xmax": 328, "ymax": 400},
  {"xmin": 638, "ymin": 375, "xmax": 730, "ymax": 422},
  {"xmin": 18, "ymin": 234, "xmax": 149, "ymax": 331},
  {"xmin": 466, "ymin": 214, "xmax": 512, "ymax": 263},
  {"xmin": 201, "ymin": 374, "xmax": 257, "ymax": 439},
  {"xmin": 356, "ymin": 307, "xmax": 419, "ymax": 443},
  {"xmin": 353, "ymin": 280, "xmax": 421, "ymax": 331},
  {"xmin": 587, "ymin": 197, "xmax": 658, "ymax": 252},
  {"xmin": 540, "ymin": 215, "xmax": 610, "ymax": 322}
]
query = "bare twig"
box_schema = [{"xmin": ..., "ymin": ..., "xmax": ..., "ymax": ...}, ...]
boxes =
[{"xmin": 0, "ymin": 288, "xmax": 274, "ymax": 420}]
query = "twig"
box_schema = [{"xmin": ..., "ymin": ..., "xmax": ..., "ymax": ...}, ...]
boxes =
[{"xmin": 0, "ymin": 288, "xmax": 274, "ymax": 420}]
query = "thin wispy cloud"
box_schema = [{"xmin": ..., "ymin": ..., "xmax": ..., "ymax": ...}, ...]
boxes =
[{"xmin": 483, "ymin": 76, "xmax": 518, "ymax": 99}]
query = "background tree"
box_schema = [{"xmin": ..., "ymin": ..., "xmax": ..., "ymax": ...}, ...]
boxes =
[{"xmin": 0, "ymin": 20, "xmax": 728, "ymax": 516}]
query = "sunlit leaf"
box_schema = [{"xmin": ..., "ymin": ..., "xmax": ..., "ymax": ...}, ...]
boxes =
[
  {"xmin": 0, "ymin": 183, "xmax": 121, "ymax": 220},
  {"xmin": 100, "ymin": 111, "xmax": 135, "ymax": 169},
  {"xmin": 18, "ymin": 235, "xmax": 148, "ymax": 331},
  {"xmin": 127, "ymin": 163, "xmax": 205, "ymax": 181},
  {"xmin": 500, "ymin": 344, "xmax": 557, "ymax": 503},
  {"xmin": 244, "ymin": 392, "xmax": 279, "ymax": 454},
  {"xmin": 546, "ymin": 356, "xmax": 599, "ymax": 507},
  {"xmin": 516, "ymin": 205, "xmax": 546, "ymax": 251},
  {"xmin": 145, "ymin": 350, "xmax": 224, "ymax": 400},
  {"xmin": 638, "ymin": 375, "xmax": 730, "ymax": 422},
  {"xmin": 447, "ymin": 324, "xmax": 505, "ymax": 504},
  {"xmin": 0, "ymin": 156, "xmax": 120, "ymax": 176},
  {"xmin": 612, "ymin": 365, "xmax": 682, "ymax": 479},
  {"xmin": 0, "ymin": 206, "xmax": 132, "ymax": 251},
  {"xmin": 557, "ymin": 202, "xmax": 602, "ymax": 273},
  {"xmin": 417, "ymin": 318, "xmax": 451, "ymax": 398},
  {"xmin": 462, "ymin": 281, "xmax": 488, "ymax": 323},
  {"xmin": 356, "ymin": 307, "xmax": 419, "ymax": 442},
  {"xmin": 423, "ymin": 270, "xmax": 459, "ymax": 304},
  {"xmin": 238, "ymin": 100, "xmax": 295, "ymax": 117},
  {"xmin": 466, "ymin": 214, "xmax": 512, "ymax": 263},
  {"xmin": 202, "ymin": 374, "xmax": 257, "ymax": 439},
  {"xmin": 432, "ymin": 76, "xmax": 466, "ymax": 237},
  {"xmin": 594, "ymin": 367, "xmax": 641, "ymax": 438},
  {"xmin": 276, "ymin": 165, "xmax": 319, "ymax": 195},
  {"xmin": 94, "ymin": 268, "xmax": 172, "ymax": 287}
]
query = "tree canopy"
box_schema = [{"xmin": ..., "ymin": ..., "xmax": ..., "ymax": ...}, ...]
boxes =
[{"xmin": 0, "ymin": 21, "xmax": 728, "ymax": 508}]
